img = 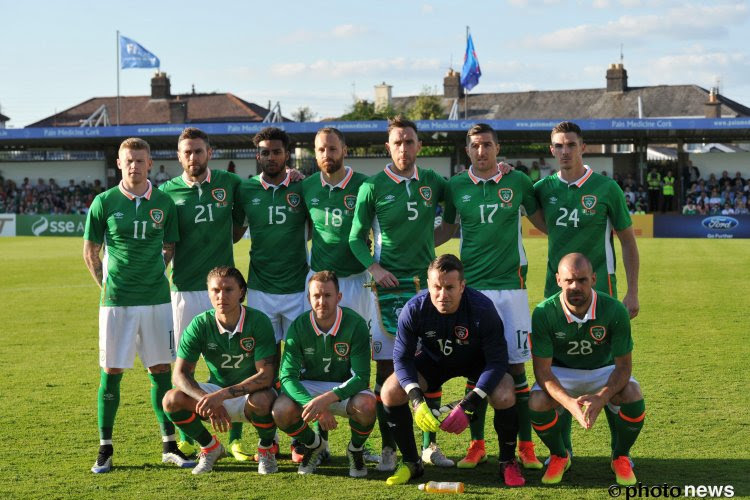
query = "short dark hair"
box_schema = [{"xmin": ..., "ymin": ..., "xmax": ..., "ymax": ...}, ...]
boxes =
[
  {"xmin": 315, "ymin": 127, "xmax": 346, "ymax": 146},
  {"xmin": 207, "ymin": 266, "xmax": 247, "ymax": 303},
  {"xmin": 178, "ymin": 127, "xmax": 210, "ymax": 148},
  {"xmin": 387, "ymin": 114, "xmax": 418, "ymax": 136},
  {"xmin": 466, "ymin": 123, "xmax": 498, "ymax": 146},
  {"xmin": 428, "ymin": 254, "xmax": 464, "ymax": 281},
  {"xmin": 551, "ymin": 121, "xmax": 583, "ymax": 142},
  {"xmin": 308, "ymin": 270, "xmax": 339, "ymax": 293},
  {"xmin": 253, "ymin": 127, "xmax": 291, "ymax": 151}
]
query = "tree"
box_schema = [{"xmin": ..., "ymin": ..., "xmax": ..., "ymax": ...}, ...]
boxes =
[
  {"xmin": 339, "ymin": 99, "xmax": 399, "ymax": 121},
  {"xmin": 292, "ymin": 106, "xmax": 317, "ymax": 122},
  {"xmin": 405, "ymin": 87, "xmax": 446, "ymax": 120}
]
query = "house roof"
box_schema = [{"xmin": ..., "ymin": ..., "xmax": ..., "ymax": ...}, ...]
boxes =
[
  {"xmin": 392, "ymin": 84, "xmax": 750, "ymax": 120},
  {"xmin": 28, "ymin": 92, "xmax": 278, "ymax": 128},
  {"xmin": 0, "ymin": 112, "xmax": 9, "ymax": 122}
]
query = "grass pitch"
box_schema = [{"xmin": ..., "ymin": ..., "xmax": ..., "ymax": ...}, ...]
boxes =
[{"xmin": 1, "ymin": 236, "xmax": 748, "ymax": 499}]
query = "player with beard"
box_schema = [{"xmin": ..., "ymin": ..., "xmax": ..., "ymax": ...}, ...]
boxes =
[
  {"xmin": 159, "ymin": 128, "xmax": 255, "ymax": 461},
  {"xmin": 529, "ymin": 253, "xmax": 644, "ymax": 486},
  {"xmin": 234, "ymin": 127, "xmax": 308, "ymax": 369}
]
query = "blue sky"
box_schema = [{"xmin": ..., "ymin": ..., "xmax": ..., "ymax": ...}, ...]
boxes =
[{"xmin": 1, "ymin": 0, "xmax": 748, "ymax": 127}]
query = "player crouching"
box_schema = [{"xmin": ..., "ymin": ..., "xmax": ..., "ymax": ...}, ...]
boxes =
[
  {"xmin": 381, "ymin": 255, "xmax": 525, "ymax": 487},
  {"xmin": 272, "ymin": 271, "xmax": 376, "ymax": 478},
  {"xmin": 162, "ymin": 267, "xmax": 279, "ymax": 474}
]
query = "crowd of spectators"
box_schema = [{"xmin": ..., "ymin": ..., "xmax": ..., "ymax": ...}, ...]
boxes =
[
  {"xmin": 0, "ymin": 176, "xmax": 104, "ymax": 215},
  {"xmin": 682, "ymin": 170, "xmax": 749, "ymax": 215}
]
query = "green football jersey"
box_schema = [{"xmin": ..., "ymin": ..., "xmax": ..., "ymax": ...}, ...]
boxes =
[
  {"xmin": 531, "ymin": 290, "xmax": 632, "ymax": 369},
  {"xmin": 84, "ymin": 182, "xmax": 178, "ymax": 307},
  {"xmin": 236, "ymin": 173, "xmax": 308, "ymax": 294},
  {"xmin": 177, "ymin": 306, "xmax": 276, "ymax": 387},
  {"xmin": 349, "ymin": 165, "xmax": 446, "ymax": 284},
  {"xmin": 159, "ymin": 169, "xmax": 245, "ymax": 292},
  {"xmin": 302, "ymin": 167, "xmax": 368, "ymax": 277},
  {"xmin": 534, "ymin": 167, "xmax": 632, "ymax": 298},
  {"xmin": 280, "ymin": 306, "xmax": 371, "ymax": 405},
  {"xmin": 444, "ymin": 168, "xmax": 538, "ymax": 290}
]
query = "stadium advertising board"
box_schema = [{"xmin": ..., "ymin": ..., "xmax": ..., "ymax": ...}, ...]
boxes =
[
  {"xmin": 0, "ymin": 214, "xmax": 16, "ymax": 237},
  {"xmin": 15, "ymin": 214, "xmax": 86, "ymax": 237},
  {"xmin": 653, "ymin": 214, "xmax": 750, "ymax": 238}
]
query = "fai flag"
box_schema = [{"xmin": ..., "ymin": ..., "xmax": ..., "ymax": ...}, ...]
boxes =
[
  {"xmin": 461, "ymin": 34, "xmax": 481, "ymax": 91},
  {"xmin": 119, "ymin": 35, "xmax": 160, "ymax": 69}
]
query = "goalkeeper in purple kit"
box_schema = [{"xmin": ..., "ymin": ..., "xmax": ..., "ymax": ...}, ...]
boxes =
[{"xmin": 379, "ymin": 254, "xmax": 525, "ymax": 487}]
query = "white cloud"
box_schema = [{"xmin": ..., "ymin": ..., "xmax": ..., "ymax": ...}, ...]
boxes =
[
  {"xmin": 281, "ymin": 24, "xmax": 369, "ymax": 43},
  {"xmin": 332, "ymin": 24, "xmax": 368, "ymax": 38},
  {"xmin": 593, "ymin": 0, "xmax": 611, "ymax": 8},
  {"xmin": 421, "ymin": 3, "xmax": 434, "ymax": 13},
  {"xmin": 270, "ymin": 57, "xmax": 442, "ymax": 79},
  {"xmin": 523, "ymin": 2, "xmax": 748, "ymax": 50}
]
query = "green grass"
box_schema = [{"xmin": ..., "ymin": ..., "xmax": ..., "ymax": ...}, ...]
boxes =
[{"xmin": 1, "ymin": 236, "xmax": 748, "ymax": 499}]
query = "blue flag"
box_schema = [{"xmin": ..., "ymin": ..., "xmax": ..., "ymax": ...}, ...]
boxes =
[
  {"xmin": 120, "ymin": 35, "xmax": 160, "ymax": 69},
  {"xmin": 461, "ymin": 34, "xmax": 481, "ymax": 91}
]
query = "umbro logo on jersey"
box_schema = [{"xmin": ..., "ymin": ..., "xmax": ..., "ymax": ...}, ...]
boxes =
[
  {"xmin": 207, "ymin": 342, "xmax": 218, "ymax": 350},
  {"xmin": 549, "ymin": 196, "xmax": 558, "ymax": 205},
  {"xmin": 310, "ymin": 197, "xmax": 320, "ymax": 206},
  {"xmin": 554, "ymin": 331, "xmax": 566, "ymax": 339},
  {"xmin": 175, "ymin": 199, "xmax": 186, "ymax": 206},
  {"xmin": 113, "ymin": 212, "xmax": 124, "ymax": 219},
  {"xmin": 462, "ymin": 195, "xmax": 472, "ymax": 203},
  {"xmin": 304, "ymin": 348, "xmax": 316, "ymax": 355},
  {"xmin": 252, "ymin": 198, "xmax": 261, "ymax": 205},
  {"xmin": 383, "ymin": 194, "xmax": 396, "ymax": 203},
  {"xmin": 424, "ymin": 330, "xmax": 436, "ymax": 338}
]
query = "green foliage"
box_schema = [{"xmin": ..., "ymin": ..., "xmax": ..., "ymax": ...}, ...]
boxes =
[
  {"xmin": 405, "ymin": 87, "xmax": 446, "ymax": 120},
  {"xmin": 1, "ymin": 236, "xmax": 748, "ymax": 499},
  {"xmin": 339, "ymin": 99, "xmax": 398, "ymax": 121},
  {"xmin": 291, "ymin": 106, "xmax": 317, "ymax": 123}
]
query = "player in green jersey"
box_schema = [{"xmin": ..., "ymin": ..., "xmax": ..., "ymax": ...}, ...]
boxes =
[
  {"xmin": 435, "ymin": 123, "xmax": 547, "ymax": 470},
  {"xmin": 83, "ymin": 138, "xmax": 194, "ymax": 473},
  {"xmin": 529, "ymin": 253, "xmax": 645, "ymax": 486},
  {"xmin": 163, "ymin": 267, "xmax": 278, "ymax": 475},
  {"xmin": 159, "ymin": 127, "xmax": 256, "ymax": 461},
  {"xmin": 534, "ymin": 121, "xmax": 640, "ymax": 317},
  {"xmin": 534, "ymin": 121, "xmax": 641, "ymax": 460},
  {"xmin": 272, "ymin": 271, "xmax": 376, "ymax": 477},
  {"xmin": 349, "ymin": 116, "xmax": 451, "ymax": 469},
  {"xmin": 234, "ymin": 127, "xmax": 308, "ymax": 345}
]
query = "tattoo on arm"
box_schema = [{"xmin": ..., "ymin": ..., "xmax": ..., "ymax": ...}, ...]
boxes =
[
  {"xmin": 83, "ymin": 241, "xmax": 103, "ymax": 288},
  {"xmin": 226, "ymin": 355, "xmax": 276, "ymax": 397}
]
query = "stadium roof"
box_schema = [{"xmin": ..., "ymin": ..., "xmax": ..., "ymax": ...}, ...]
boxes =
[
  {"xmin": 27, "ymin": 73, "xmax": 286, "ymax": 128},
  {"xmin": 0, "ymin": 112, "xmax": 8, "ymax": 123}
]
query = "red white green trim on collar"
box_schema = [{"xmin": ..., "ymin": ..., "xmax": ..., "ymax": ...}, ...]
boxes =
[
  {"xmin": 561, "ymin": 290, "xmax": 598, "ymax": 324},
  {"xmin": 118, "ymin": 180, "xmax": 153, "ymax": 200},
  {"xmin": 309, "ymin": 306, "xmax": 343, "ymax": 337},
  {"xmin": 384, "ymin": 164, "xmax": 419, "ymax": 183},
  {"xmin": 321, "ymin": 166, "xmax": 353, "ymax": 189},
  {"xmin": 182, "ymin": 168, "xmax": 212, "ymax": 187},
  {"xmin": 468, "ymin": 166, "xmax": 503, "ymax": 185},
  {"xmin": 215, "ymin": 306, "xmax": 246, "ymax": 338},
  {"xmin": 558, "ymin": 165, "xmax": 593, "ymax": 188},
  {"xmin": 260, "ymin": 172, "xmax": 291, "ymax": 190}
]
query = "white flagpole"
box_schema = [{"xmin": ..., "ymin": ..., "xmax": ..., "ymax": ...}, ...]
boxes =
[
  {"xmin": 116, "ymin": 30, "xmax": 121, "ymax": 126},
  {"xmin": 464, "ymin": 26, "xmax": 468, "ymax": 119}
]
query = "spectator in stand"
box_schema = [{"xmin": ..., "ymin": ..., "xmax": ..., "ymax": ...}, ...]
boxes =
[
  {"xmin": 612, "ymin": 173, "xmax": 624, "ymax": 189},
  {"xmin": 529, "ymin": 161, "xmax": 541, "ymax": 183},
  {"xmin": 35, "ymin": 178, "xmax": 49, "ymax": 193},
  {"xmin": 515, "ymin": 160, "xmax": 529, "ymax": 175},
  {"xmin": 721, "ymin": 202, "xmax": 735, "ymax": 215},
  {"xmin": 227, "ymin": 161, "xmax": 237, "ymax": 174},
  {"xmin": 633, "ymin": 200, "xmax": 646, "ymax": 215},
  {"xmin": 736, "ymin": 200, "xmax": 749, "ymax": 215},
  {"xmin": 687, "ymin": 161, "xmax": 700, "ymax": 184},
  {"xmin": 709, "ymin": 203, "xmax": 721, "ymax": 215},
  {"xmin": 718, "ymin": 171, "xmax": 733, "ymax": 190},
  {"xmin": 92, "ymin": 179, "xmax": 104, "ymax": 195},
  {"xmin": 622, "ymin": 173, "xmax": 636, "ymax": 190},
  {"xmin": 706, "ymin": 173, "xmax": 718, "ymax": 190},
  {"xmin": 696, "ymin": 200, "xmax": 708, "ymax": 215},
  {"xmin": 154, "ymin": 165, "xmax": 170, "ymax": 186},
  {"xmin": 538, "ymin": 158, "xmax": 553, "ymax": 178},
  {"xmin": 623, "ymin": 186, "xmax": 636, "ymax": 205},
  {"xmin": 708, "ymin": 188, "xmax": 722, "ymax": 206},
  {"xmin": 682, "ymin": 198, "xmax": 698, "ymax": 215}
]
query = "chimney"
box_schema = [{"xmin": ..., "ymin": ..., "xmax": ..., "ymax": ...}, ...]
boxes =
[
  {"xmin": 606, "ymin": 63, "xmax": 628, "ymax": 93},
  {"xmin": 151, "ymin": 72, "xmax": 171, "ymax": 99},
  {"xmin": 169, "ymin": 97, "xmax": 187, "ymax": 123},
  {"xmin": 443, "ymin": 69, "xmax": 464, "ymax": 98},
  {"xmin": 704, "ymin": 88, "xmax": 721, "ymax": 118},
  {"xmin": 374, "ymin": 82, "xmax": 393, "ymax": 112}
]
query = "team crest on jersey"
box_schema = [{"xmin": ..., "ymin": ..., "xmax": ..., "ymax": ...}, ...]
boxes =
[
  {"xmin": 419, "ymin": 186, "xmax": 432, "ymax": 201},
  {"xmin": 454, "ymin": 326, "xmax": 469, "ymax": 340},
  {"xmin": 240, "ymin": 337, "xmax": 256, "ymax": 352},
  {"xmin": 498, "ymin": 188, "xmax": 514, "ymax": 203},
  {"xmin": 581, "ymin": 195, "xmax": 598, "ymax": 213},
  {"xmin": 286, "ymin": 193, "xmax": 301, "ymax": 208},
  {"xmin": 149, "ymin": 209, "xmax": 164, "ymax": 224},
  {"xmin": 373, "ymin": 341, "xmax": 382, "ymax": 354},
  {"xmin": 589, "ymin": 326, "xmax": 606, "ymax": 343},
  {"xmin": 334, "ymin": 342, "xmax": 350, "ymax": 357},
  {"xmin": 344, "ymin": 194, "xmax": 357, "ymax": 210},
  {"xmin": 211, "ymin": 188, "xmax": 227, "ymax": 202}
]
